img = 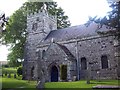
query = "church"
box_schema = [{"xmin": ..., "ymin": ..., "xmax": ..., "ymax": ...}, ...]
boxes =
[{"xmin": 23, "ymin": 6, "xmax": 119, "ymax": 82}]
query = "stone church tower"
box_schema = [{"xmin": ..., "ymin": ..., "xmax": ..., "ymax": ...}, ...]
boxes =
[{"xmin": 23, "ymin": 5, "xmax": 57, "ymax": 80}]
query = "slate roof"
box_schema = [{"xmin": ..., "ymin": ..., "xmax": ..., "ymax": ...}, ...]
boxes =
[{"xmin": 43, "ymin": 22, "xmax": 113, "ymax": 43}]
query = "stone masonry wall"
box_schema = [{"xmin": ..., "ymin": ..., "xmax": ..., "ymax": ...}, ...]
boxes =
[{"xmin": 62, "ymin": 35, "xmax": 118, "ymax": 79}]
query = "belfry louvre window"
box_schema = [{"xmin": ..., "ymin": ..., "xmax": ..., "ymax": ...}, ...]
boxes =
[
  {"xmin": 101, "ymin": 55, "xmax": 108, "ymax": 69},
  {"xmin": 32, "ymin": 23, "xmax": 38, "ymax": 30},
  {"xmin": 81, "ymin": 57, "xmax": 87, "ymax": 70}
]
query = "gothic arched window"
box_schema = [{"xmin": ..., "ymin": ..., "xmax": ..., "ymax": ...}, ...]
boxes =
[
  {"xmin": 101, "ymin": 55, "xmax": 108, "ymax": 69},
  {"xmin": 81, "ymin": 57, "xmax": 87, "ymax": 70}
]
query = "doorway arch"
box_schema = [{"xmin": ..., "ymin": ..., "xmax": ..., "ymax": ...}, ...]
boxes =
[{"xmin": 51, "ymin": 65, "xmax": 58, "ymax": 82}]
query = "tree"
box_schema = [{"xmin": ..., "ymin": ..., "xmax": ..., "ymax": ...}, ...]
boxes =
[
  {"xmin": 1, "ymin": 2, "xmax": 71, "ymax": 66},
  {"xmin": 2, "ymin": 8, "xmax": 26, "ymax": 67},
  {"xmin": 87, "ymin": 1, "xmax": 120, "ymax": 36},
  {"xmin": 0, "ymin": 12, "xmax": 8, "ymax": 37}
]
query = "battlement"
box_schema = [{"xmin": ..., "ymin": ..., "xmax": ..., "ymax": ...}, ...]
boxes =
[{"xmin": 27, "ymin": 9, "xmax": 57, "ymax": 21}]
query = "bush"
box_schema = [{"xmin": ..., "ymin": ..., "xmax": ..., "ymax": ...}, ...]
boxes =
[
  {"xmin": 60, "ymin": 65, "xmax": 67, "ymax": 81},
  {"xmin": 17, "ymin": 66, "xmax": 22, "ymax": 76},
  {"xmin": 2, "ymin": 67, "xmax": 17, "ymax": 74},
  {"xmin": 2, "ymin": 64, "xmax": 9, "ymax": 68}
]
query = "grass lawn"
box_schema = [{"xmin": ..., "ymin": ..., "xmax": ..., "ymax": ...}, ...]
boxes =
[
  {"xmin": 45, "ymin": 80, "xmax": 119, "ymax": 88},
  {"xmin": 1, "ymin": 76, "xmax": 119, "ymax": 90},
  {"xmin": 1, "ymin": 77, "xmax": 37, "ymax": 90},
  {"xmin": 1, "ymin": 67, "xmax": 38, "ymax": 90}
]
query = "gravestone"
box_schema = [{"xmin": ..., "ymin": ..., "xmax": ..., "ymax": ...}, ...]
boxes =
[
  {"xmin": 14, "ymin": 74, "xmax": 16, "ymax": 78},
  {"xmin": 8, "ymin": 73, "xmax": 11, "ymax": 78},
  {"xmin": 5, "ymin": 72, "xmax": 7, "ymax": 76},
  {"xmin": 36, "ymin": 81, "xmax": 45, "ymax": 89}
]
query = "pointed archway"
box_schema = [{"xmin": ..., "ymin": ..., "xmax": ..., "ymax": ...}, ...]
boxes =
[{"xmin": 51, "ymin": 65, "xmax": 58, "ymax": 82}]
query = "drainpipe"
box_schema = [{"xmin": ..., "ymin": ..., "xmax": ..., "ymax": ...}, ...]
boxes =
[{"xmin": 76, "ymin": 41, "xmax": 80, "ymax": 80}]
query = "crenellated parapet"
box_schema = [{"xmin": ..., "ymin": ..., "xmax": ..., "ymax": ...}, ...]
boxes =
[{"xmin": 27, "ymin": 9, "xmax": 57, "ymax": 22}]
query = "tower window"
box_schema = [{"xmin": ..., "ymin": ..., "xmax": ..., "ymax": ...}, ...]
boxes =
[
  {"xmin": 36, "ymin": 17, "xmax": 39, "ymax": 21},
  {"xmin": 42, "ymin": 50, "xmax": 45, "ymax": 59},
  {"xmin": 81, "ymin": 57, "xmax": 87, "ymax": 70},
  {"xmin": 32, "ymin": 23, "xmax": 38, "ymax": 31},
  {"xmin": 101, "ymin": 55, "xmax": 108, "ymax": 69}
]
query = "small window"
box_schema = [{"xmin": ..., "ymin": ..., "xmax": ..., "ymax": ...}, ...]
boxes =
[
  {"xmin": 81, "ymin": 57, "xmax": 87, "ymax": 70},
  {"xmin": 42, "ymin": 50, "xmax": 45, "ymax": 59},
  {"xmin": 36, "ymin": 17, "xmax": 39, "ymax": 21},
  {"xmin": 31, "ymin": 66, "xmax": 34, "ymax": 78},
  {"xmin": 101, "ymin": 55, "xmax": 108, "ymax": 69},
  {"xmin": 32, "ymin": 23, "xmax": 38, "ymax": 31}
]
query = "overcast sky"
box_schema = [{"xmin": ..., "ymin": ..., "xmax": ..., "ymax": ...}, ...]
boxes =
[{"xmin": 0, "ymin": 0, "xmax": 111, "ymax": 61}]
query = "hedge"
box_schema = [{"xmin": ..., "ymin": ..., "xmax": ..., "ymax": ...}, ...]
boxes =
[{"xmin": 60, "ymin": 65, "xmax": 67, "ymax": 81}]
